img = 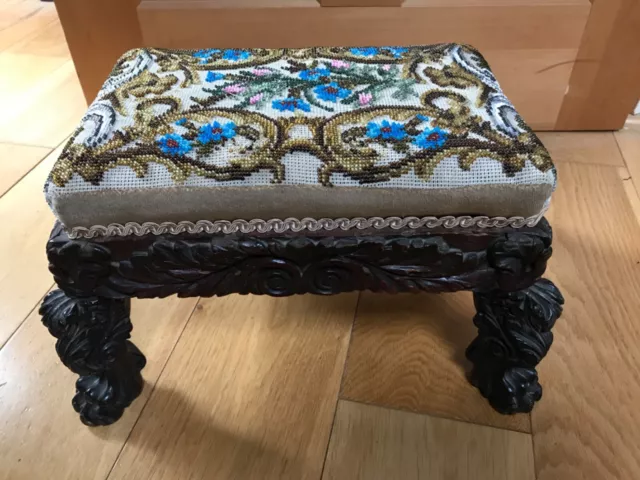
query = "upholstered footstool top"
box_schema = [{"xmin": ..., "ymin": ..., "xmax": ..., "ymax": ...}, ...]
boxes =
[{"xmin": 44, "ymin": 44, "xmax": 556, "ymax": 237}]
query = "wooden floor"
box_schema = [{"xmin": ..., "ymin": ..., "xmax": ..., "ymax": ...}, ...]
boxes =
[{"xmin": 2, "ymin": 2, "xmax": 640, "ymax": 479}]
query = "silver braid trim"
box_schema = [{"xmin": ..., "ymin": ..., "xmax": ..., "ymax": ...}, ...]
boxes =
[{"xmin": 67, "ymin": 213, "xmax": 545, "ymax": 239}]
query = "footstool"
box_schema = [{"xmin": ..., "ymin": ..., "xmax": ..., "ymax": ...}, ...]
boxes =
[{"xmin": 40, "ymin": 44, "xmax": 563, "ymax": 426}]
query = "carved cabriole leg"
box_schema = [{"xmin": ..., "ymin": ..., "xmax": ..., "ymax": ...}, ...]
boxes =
[
  {"xmin": 39, "ymin": 289, "xmax": 146, "ymax": 426},
  {"xmin": 466, "ymin": 279, "xmax": 564, "ymax": 413},
  {"xmin": 463, "ymin": 226, "xmax": 564, "ymax": 413}
]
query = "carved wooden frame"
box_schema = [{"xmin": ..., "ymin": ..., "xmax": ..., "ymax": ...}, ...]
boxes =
[{"xmin": 40, "ymin": 219, "xmax": 563, "ymax": 426}]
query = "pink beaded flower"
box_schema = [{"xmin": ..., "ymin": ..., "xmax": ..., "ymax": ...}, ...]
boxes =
[
  {"xmin": 359, "ymin": 93, "xmax": 373, "ymax": 105},
  {"xmin": 223, "ymin": 84, "xmax": 245, "ymax": 94},
  {"xmin": 250, "ymin": 93, "xmax": 264, "ymax": 105},
  {"xmin": 331, "ymin": 59, "xmax": 350, "ymax": 69}
]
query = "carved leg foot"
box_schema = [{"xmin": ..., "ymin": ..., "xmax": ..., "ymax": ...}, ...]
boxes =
[
  {"xmin": 466, "ymin": 279, "xmax": 564, "ymax": 414},
  {"xmin": 39, "ymin": 289, "xmax": 146, "ymax": 426}
]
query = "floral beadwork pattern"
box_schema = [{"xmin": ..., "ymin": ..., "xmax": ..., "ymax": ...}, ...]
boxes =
[
  {"xmin": 197, "ymin": 57, "xmax": 415, "ymax": 112},
  {"xmin": 194, "ymin": 48, "xmax": 256, "ymax": 65},
  {"xmin": 272, "ymin": 98, "xmax": 311, "ymax": 112},
  {"xmin": 158, "ymin": 133, "xmax": 192, "ymax": 156},
  {"xmin": 47, "ymin": 44, "xmax": 555, "ymax": 194}
]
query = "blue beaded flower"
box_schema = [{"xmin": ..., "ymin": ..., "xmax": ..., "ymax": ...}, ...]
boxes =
[
  {"xmin": 193, "ymin": 49, "xmax": 220, "ymax": 59},
  {"xmin": 413, "ymin": 127, "xmax": 448, "ymax": 149},
  {"xmin": 158, "ymin": 133, "xmax": 192, "ymax": 156},
  {"xmin": 384, "ymin": 46, "xmax": 408, "ymax": 58},
  {"xmin": 299, "ymin": 68, "xmax": 331, "ymax": 81},
  {"xmin": 193, "ymin": 49, "xmax": 221, "ymax": 64},
  {"xmin": 350, "ymin": 47, "xmax": 378, "ymax": 57},
  {"xmin": 314, "ymin": 82, "xmax": 351, "ymax": 103},
  {"xmin": 222, "ymin": 49, "xmax": 251, "ymax": 62},
  {"xmin": 272, "ymin": 98, "xmax": 311, "ymax": 112},
  {"xmin": 197, "ymin": 121, "xmax": 237, "ymax": 144},
  {"xmin": 206, "ymin": 71, "xmax": 225, "ymax": 82},
  {"xmin": 175, "ymin": 118, "xmax": 187, "ymax": 126},
  {"xmin": 366, "ymin": 120, "xmax": 407, "ymax": 141}
]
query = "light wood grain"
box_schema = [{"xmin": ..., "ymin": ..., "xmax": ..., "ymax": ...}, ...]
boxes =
[
  {"xmin": 556, "ymin": 0, "xmax": 640, "ymax": 129},
  {"xmin": 322, "ymin": 400, "xmax": 535, "ymax": 480},
  {"xmin": 4, "ymin": 12, "xmax": 70, "ymax": 58},
  {"xmin": 319, "ymin": 0, "xmax": 405, "ymax": 5},
  {"xmin": 54, "ymin": 0, "xmax": 142, "ymax": 102},
  {"xmin": 537, "ymin": 132, "xmax": 625, "ymax": 166},
  {"xmin": 0, "ymin": 10, "xmax": 84, "ymax": 148},
  {"xmin": 0, "ymin": 60, "xmax": 85, "ymax": 148},
  {"xmin": 341, "ymin": 292, "xmax": 530, "ymax": 432},
  {"xmin": 0, "ymin": 54, "xmax": 68, "ymax": 110},
  {"xmin": 108, "ymin": 293, "xmax": 358, "ymax": 480},
  {"xmin": 0, "ymin": 3, "xmax": 58, "ymax": 52},
  {"xmin": 419, "ymin": 0, "xmax": 590, "ymax": 4},
  {"xmin": 532, "ymin": 162, "xmax": 640, "ymax": 480},
  {"xmin": 484, "ymin": 49, "xmax": 577, "ymax": 130},
  {"xmin": 0, "ymin": 294, "xmax": 199, "ymax": 480},
  {"xmin": 615, "ymin": 116, "xmax": 640, "ymax": 201},
  {"xmin": 0, "ymin": 15, "xmax": 71, "ymax": 119},
  {"xmin": 618, "ymin": 167, "xmax": 640, "ymax": 227},
  {"xmin": 0, "ymin": 143, "xmax": 50, "ymax": 197},
  {"xmin": 139, "ymin": 0, "xmax": 589, "ymax": 51},
  {"xmin": 0, "ymin": 146, "xmax": 59, "ymax": 348},
  {"xmin": 148, "ymin": 0, "xmax": 588, "ymax": 4}
]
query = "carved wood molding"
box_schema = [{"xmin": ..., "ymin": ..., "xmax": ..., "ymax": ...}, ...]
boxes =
[{"xmin": 46, "ymin": 220, "xmax": 552, "ymax": 299}]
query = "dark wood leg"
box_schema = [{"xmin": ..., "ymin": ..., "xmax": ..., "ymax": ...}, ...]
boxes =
[
  {"xmin": 466, "ymin": 278, "xmax": 564, "ymax": 414},
  {"xmin": 39, "ymin": 289, "xmax": 146, "ymax": 426}
]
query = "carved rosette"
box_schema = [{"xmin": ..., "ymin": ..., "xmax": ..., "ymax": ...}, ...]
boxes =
[
  {"xmin": 466, "ymin": 279, "xmax": 564, "ymax": 413},
  {"xmin": 487, "ymin": 231, "xmax": 552, "ymax": 291}
]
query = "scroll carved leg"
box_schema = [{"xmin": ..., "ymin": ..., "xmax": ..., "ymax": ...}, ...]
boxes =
[
  {"xmin": 39, "ymin": 289, "xmax": 146, "ymax": 426},
  {"xmin": 466, "ymin": 279, "xmax": 564, "ymax": 414}
]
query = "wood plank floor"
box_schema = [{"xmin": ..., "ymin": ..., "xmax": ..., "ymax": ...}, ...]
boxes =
[
  {"xmin": 531, "ymin": 162, "xmax": 640, "ymax": 480},
  {"xmin": 322, "ymin": 400, "xmax": 535, "ymax": 480},
  {"xmin": 2, "ymin": 3, "xmax": 640, "ymax": 479}
]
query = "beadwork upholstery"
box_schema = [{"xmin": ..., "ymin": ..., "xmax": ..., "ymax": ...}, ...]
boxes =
[{"xmin": 44, "ymin": 44, "xmax": 556, "ymax": 233}]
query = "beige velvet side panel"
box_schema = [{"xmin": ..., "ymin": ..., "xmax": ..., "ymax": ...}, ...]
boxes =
[{"xmin": 50, "ymin": 183, "xmax": 553, "ymax": 228}]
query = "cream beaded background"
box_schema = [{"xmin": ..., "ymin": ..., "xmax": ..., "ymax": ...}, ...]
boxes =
[{"xmin": 45, "ymin": 44, "xmax": 556, "ymax": 196}]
